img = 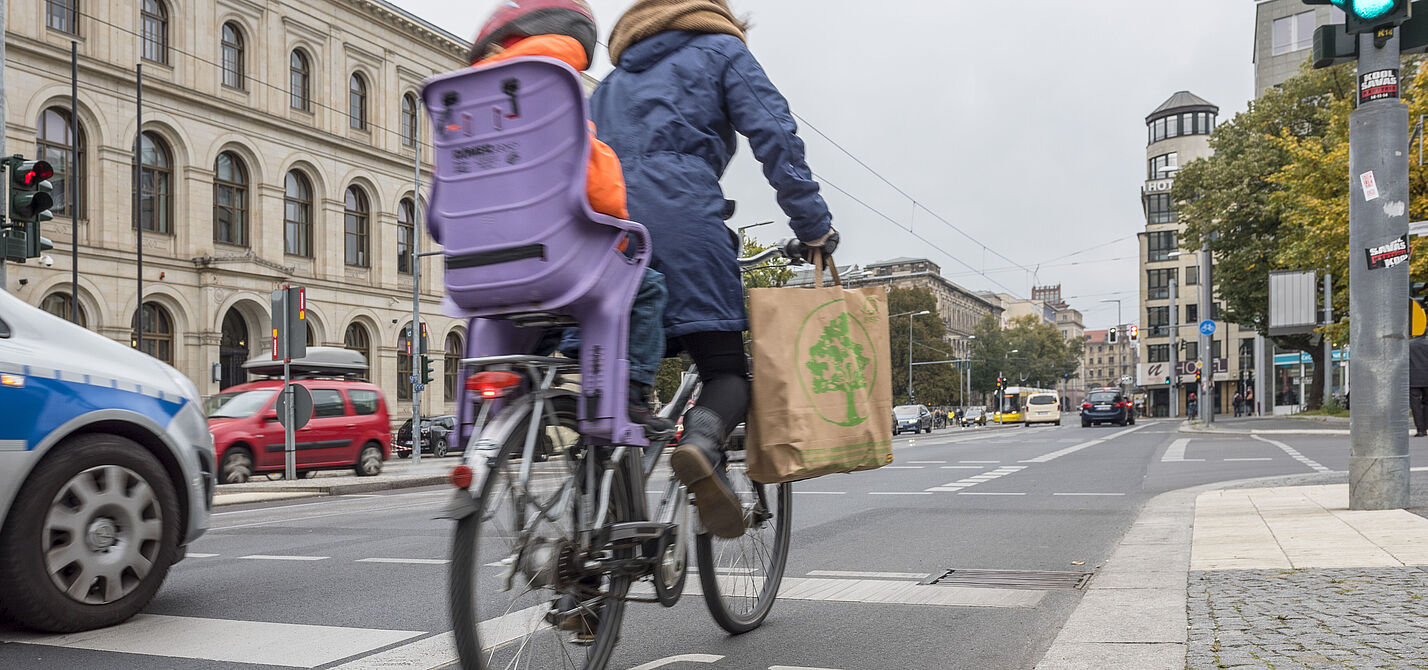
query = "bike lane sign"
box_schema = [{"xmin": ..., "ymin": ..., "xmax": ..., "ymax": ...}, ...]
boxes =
[{"xmin": 1199, "ymin": 320, "xmax": 1216, "ymax": 336}]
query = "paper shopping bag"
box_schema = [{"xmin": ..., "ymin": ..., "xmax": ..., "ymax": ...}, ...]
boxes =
[{"xmin": 746, "ymin": 252, "xmax": 893, "ymax": 484}]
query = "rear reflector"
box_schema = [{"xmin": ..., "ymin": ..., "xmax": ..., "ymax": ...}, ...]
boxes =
[
  {"xmin": 450, "ymin": 465, "xmax": 474, "ymax": 489},
  {"xmin": 465, "ymin": 370, "xmax": 522, "ymax": 398}
]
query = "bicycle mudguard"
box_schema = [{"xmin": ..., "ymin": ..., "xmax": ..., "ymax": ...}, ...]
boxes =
[{"xmin": 437, "ymin": 488, "xmax": 480, "ymax": 521}]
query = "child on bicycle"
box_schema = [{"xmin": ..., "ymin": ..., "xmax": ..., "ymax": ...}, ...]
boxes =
[
  {"xmin": 593, "ymin": 0, "xmax": 838, "ymax": 538},
  {"xmin": 470, "ymin": 0, "xmax": 672, "ymax": 436}
]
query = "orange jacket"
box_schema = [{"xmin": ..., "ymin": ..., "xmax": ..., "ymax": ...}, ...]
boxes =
[{"xmin": 475, "ymin": 35, "xmax": 629, "ymax": 220}]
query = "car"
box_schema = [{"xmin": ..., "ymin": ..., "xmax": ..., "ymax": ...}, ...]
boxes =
[
  {"xmin": 1024, "ymin": 392, "xmax": 1062, "ymax": 426},
  {"xmin": 1081, "ymin": 388, "xmax": 1137, "ymax": 427},
  {"xmin": 395, "ymin": 414, "xmax": 458, "ymax": 458},
  {"xmin": 960, "ymin": 408, "xmax": 987, "ymax": 427},
  {"xmin": 207, "ymin": 348, "xmax": 391, "ymax": 483},
  {"xmin": 893, "ymin": 404, "xmax": 932, "ymax": 435},
  {"xmin": 0, "ymin": 291, "xmax": 213, "ymax": 633}
]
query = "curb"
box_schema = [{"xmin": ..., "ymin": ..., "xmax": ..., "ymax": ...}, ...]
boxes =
[
  {"xmin": 1176, "ymin": 420, "xmax": 1349, "ymax": 436},
  {"xmin": 213, "ymin": 474, "xmax": 449, "ymax": 507},
  {"xmin": 1033, "ymin": 470, "xmax": 1351, "ymax": 670}
]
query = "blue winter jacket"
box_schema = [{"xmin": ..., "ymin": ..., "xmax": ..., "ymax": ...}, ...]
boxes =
[{"xmin": 591, "ymin": 31, "xmax": 832, "ymax": 338}]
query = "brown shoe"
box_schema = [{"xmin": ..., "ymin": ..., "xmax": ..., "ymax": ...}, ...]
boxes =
[{"xmin": 671, "ymin": 443, "xmax": 745, "ymax": 538}]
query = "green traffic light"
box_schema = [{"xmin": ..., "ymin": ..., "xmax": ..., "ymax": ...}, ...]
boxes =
[{"xmin": 1334, "ymin": 0, "xmax": 1399, "ymax": 18}]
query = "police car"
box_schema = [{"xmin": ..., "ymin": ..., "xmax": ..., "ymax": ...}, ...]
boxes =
[{"xmin": 0, "ymin": 291, "xmax": 213, "ymax": 632}]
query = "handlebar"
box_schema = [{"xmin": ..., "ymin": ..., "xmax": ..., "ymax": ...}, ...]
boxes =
[{"xmin": 737, "ymin": 238, "xmax": 818, "ymax": 269}]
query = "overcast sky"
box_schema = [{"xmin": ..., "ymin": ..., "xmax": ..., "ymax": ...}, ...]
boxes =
[{"xmin": 391, "ymin": 0, "xmax": 1262, "ymax": 330}]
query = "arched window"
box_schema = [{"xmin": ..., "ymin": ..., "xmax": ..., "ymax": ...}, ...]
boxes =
[
  {"xmin": 47, "ymin": 0, "xmax": 77, "ymax": 34},
  {"xmin": 397, "ymin": 324, "xmax": 413, "ymax": 401},
  {"xmin": 140, "ymin": 0, "xmax": 168, "ymax": 64},
  {"xmin": 138, "ymin": 132, "xmax": 171, "ymax": 234},
  {"xmin": 221, "ymin": 23, "xmax": 245, "ymax": 89},
  {"xmin": 349, "ymin": 73, "xmax": 368, "ymax": 130},
  {"xmin": 344, "ymin": 186, "xmax": 370, "ymax": 267},
  {"xmin": 401, "ymin": 94, "xmax": 418, "ymax": 147},
  {"xmin": 214, "ymin": 152, "xmax": 248, "ymax": 246},
  {"xmin": 219, "ymin": 309, "xmax": 250, "ymax": 389},
  {"xmin": 284, "ymin": 170, "xmax": 312, "ymax": 257},
  {"xmin": 397, "ymin": 198, "xmax": 415, "ymax": 275},
  {"xmin": 445, "ymin": 332, "xmax": 463, "ymax": 402},
  {"xmin": 289, "ymin": 50, "xmax": 310, "ymax": 111},
  {"xmin": 40, "ymin": 292, "xmax": 86, "ymax": 327},
  {"xmin": 36, "ymin": 108, "xmax": 84, "ymax": 219},
  {"xmin": 131, "ymin": 302, "xmax": 174, "ymax": 364},
  {"xmin": 343, "ymin": 323, "xmax": 371, "ymax": 368}
]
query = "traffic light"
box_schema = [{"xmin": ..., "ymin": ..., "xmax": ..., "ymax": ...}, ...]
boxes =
[
  {"xmin": 1195, "ymin": 361, "xmax": 1203, "ymax": 384},
  {"xmin": 420, "ymin": 355, "xmax": 434, "ymax": 385},
  {"xmin": 1164, "ymin": 376, "xmax": 1172, "ymax": 386},
  {"xmin": 1108, "ymin": 327, "xmax": 1118, "ymax": 345},
  {"xmin": 4, "ymin": 158, "xmax": 55, "ymax": 261},
  {"xmin": 1129, "ymin": 325, "xmax": 1139, "ymax": 341},
  {"xmin": 1306, "ymin": 0, "xmax": 1411, "ymax": 33}
]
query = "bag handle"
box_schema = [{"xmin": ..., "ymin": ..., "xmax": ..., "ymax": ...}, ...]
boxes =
[{"xmin": 811, "ymin": 249, "xmax": 842, "ymax": 288}]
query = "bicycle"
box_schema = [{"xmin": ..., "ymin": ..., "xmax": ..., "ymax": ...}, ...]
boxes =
[{"xmin": 444, "ymin": 245, "xmax": 802, "ymax": 670}]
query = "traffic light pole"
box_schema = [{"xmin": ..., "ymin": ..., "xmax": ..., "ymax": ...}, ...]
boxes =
[
  {"xmin": 1199, "ymin": 244, "xmax": 1214, "ymax": 424},
  {"xmin": 1169, "ymin": 278, "xmax": 1178, "ymax": 418},
  {"xmin": 410, "ymin": 140, "xmax": 422, "ymax": 467},
  {"xmin": 1349, "ymin": 28, "xmax": 1410, "ymax": 509}
]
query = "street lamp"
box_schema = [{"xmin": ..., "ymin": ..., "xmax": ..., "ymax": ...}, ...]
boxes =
[
  {"xmin": 949, "ymin": 334, "xmax": 976, "ymax": 409},
  {"xmin": 893, "ymin": 310, "xmax": 931, "ymax": 403},
  {"xmin": 737, "ymin": 220, "xmax": 774, "ymax": 249}
]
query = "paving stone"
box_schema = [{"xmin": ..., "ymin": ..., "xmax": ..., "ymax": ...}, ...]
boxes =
[{"xmin": 1187, "ymin": 567, "xmax": 1428, "ymax": 669}]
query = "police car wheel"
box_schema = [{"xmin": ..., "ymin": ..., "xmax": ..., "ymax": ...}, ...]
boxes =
[
  {"xmin": 355, "ymin": 443, "xmax": 383, "ymax": 477},
  {"xmin": 0, "ymin": 433, "xmax": 180, "ymax": 633}
]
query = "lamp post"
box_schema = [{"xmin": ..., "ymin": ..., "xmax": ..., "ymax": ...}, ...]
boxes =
[
  {"xmin": 737, "ymin": 220, "xmax": 774, "ymax": 249},
  {"xmin": 893, "ymin": 309, "xmax": 931, "ymax": 403}
]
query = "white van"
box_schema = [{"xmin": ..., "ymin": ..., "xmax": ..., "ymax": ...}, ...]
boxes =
[{"xmin": 1023, "ymin": 392, "xmax": 1062, "ymax": 426}]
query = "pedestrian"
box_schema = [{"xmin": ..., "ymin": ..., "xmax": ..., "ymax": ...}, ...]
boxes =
[
  {"xmin": 1411, "ymin": 336, "xmax": 1428, "ymax": 436},
  {"xmin": 592, "ymin": 0, "xmax": 837, "ymax": 540},
  {"xmin": 1233, "ymin": 391, "xmax": 1243, "ymax": 417},
  {"xmin": 1245, "ymin": 388, "xmax": 1255, "ymax": 416},
  {"xmin": 1188, "ymin": 391, "xmax": 1198, "ymax": 418}
]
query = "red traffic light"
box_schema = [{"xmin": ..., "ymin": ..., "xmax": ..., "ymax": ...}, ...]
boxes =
[{"xmin": 24, "ymin": 161, "xmax": 54, "ymax": 185}]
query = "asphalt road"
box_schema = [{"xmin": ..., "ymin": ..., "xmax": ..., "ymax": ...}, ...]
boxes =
[{"xmin": 4, "ymin": 418, "xmax": 1423, "ymax": 670}]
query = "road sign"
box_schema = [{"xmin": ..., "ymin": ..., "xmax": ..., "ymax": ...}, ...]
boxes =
[
  {"xmin": 1414, "ymin": 298, "xmax": 1427, "ymax": 336},
  {"xmin": 275, "ymin": 383, "xmax": 313, "ymax": 430},
  {"xmin": 1199, "ymin": 320, "xmax": 1217, "ymax": 335}
]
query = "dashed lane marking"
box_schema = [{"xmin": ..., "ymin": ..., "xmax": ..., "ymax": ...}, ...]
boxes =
[
  {"xmin": 238, "ymin": 554, "xmax": 330, "ymax": 561},
  {"xmin": 1052, "ymin": 493, "xmax": 1125, "ymax": 497},
  {"xmin": 1252, "ymin": 435, "xmax": 1333, "ymax": 473},
  {"xmin": 959, "ymin": 492, "xmax": 1026, "ymax": 496},
  {"xmin": 907, "ymin": 460, "xmax": 946, "ymax": 464},
  {"xmin": 355, "ymin": 557, "xmax": 449, "ymax": 565},
  {"xmin": 869, "ymin": 492, "xmax": 932, "ymax": 496},
  {"xmin": 1161, "ymin": 438, "xmax": 1205, "ymax": 462},
  {"xmin": 926, "ymin": 465, "xmax": 1026, "ymax": 493},
  {"xmin": 793, "ymin": 491, "xmax": 846, "ymax": 495},
  {"xmin": 940, "ymin": 465, "xmax": 985, "ymax": 469},
  {"xmin": 186, "ymin": 553, "xmax": 219, "ymax": 558},
  {"xmin": 1225, "ymin": 457, "xmax": 1273, "ymax": 462},
  {"xmin": 960, "ymin": 460, "xmax": 1000, "ymax": 464},
  {"xmin": 882, "ymin": 466, "xmax": 925, "ymax": 469}
]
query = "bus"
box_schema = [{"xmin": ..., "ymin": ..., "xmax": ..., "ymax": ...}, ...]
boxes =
[{"xmin": 994, "ymin": 386, "xmax": 1057, "ymax": 424}]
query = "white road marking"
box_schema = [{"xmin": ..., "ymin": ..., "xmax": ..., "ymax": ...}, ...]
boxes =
[
  {"xmin": 1052, "ymin": 493, "xmax": 1126, "ymax": 497},
  {"xmin": 1161, "ymin": 438, "xmax": 1205, "ymax": 463},
  {"xmin": 908, "ymin": 460, "xmax": 946, "ymax": 464},
  {"xmin": 807, "ymin": 570, "xmax": 929, "ymax": 580},
  {"xmin": 959, "ymin": 492, "xmax": 1026, "ymax": 496},
  {"xmin": 356, "ymin": 557, "xmax": 449, "ymax": 565},
  {"xmin": 328, "ymin": 633, "xmax": 454, "ymax": 670},
  {"xmin": 869, "ymin": 492, "xmax": 932, "ymax": 495},
  {"xmin": 186, "ymin": 553, "xmax": 219, "ymax": 558},
  {"xmin": 960, "ymin": 460, "xmax": 1000, "ymax": 463},
  {"xmin": 1021, "ymin": 424, "xmax": 1148, "ymax": 463},
  {"xmin": 1252, "ymin": 435, "xmax": 1333, "ymax": 473},
  {"xmin": 882, "ymin": 466, "xmax": 925, "ymax": 469},
  {"xmin": 794, "ymin": 491, "xmax": 846, "ymax": 495},
  {"xmin": 771, "ymin": 666, "xmax": 847, "ymax": 670},
  {"xmin": 0, "ymin": 614, "xmax": 421, "ymax": 668},
  {"xmin": 1225, "ymin": 457, "xmax": 1273, "ymax": 462},
  {"xmin": 940, "ymin": 465, "xmax": 985, "ymax": 469},
  {"xmin": 626, "ymin": 654, "xmax": 725, "ymax": 670},
  {"xmin": 238, "ymin": 554, "xmax": 330, "ymax": 561},
  {"xmin": 926, "ymin": 465, "xmax": 1026, "ymax": 493}
]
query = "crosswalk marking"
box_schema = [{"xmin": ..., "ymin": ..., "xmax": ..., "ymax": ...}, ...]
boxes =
[{"xmin": 926, "ymin": 465, "xmax": 1026, "ymax": 493}]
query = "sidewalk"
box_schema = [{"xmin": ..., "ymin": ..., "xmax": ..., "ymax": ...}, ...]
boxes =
[
  {"xmin": 212, "ymin": 456, "xmax": 457, "ymax": 506},
  {"xmin": 1037, "ymin": 471, "xmax": 1428, "ymax": 669},
  {"xmin": 1179, "ymin": 415, "xmax": 1351, "ymax": 436}
]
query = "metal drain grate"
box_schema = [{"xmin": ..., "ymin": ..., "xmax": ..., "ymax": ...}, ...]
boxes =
[{"xmin": 922, "ymin": 568, "xmax": 1092, "ymax": 590}]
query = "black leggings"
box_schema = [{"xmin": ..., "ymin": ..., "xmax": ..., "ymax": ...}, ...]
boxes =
[{"xmin": 675, "ymin": 330, "xmax": 749, "ymax": 437}]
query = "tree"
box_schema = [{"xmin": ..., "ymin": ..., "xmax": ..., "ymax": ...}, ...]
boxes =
[
  {"xmin": 806, "ymin": 314, "xmax": 871, "ymax": 425},
  {"xmin": 1174, "ymin": 58, "xmax": 1428, "ymax": 409},
  {"xmin": 886, "ymin": 287, "xmax": 962, "ymax": 406},
  {"xmin": 968, "ymin": 314, "xmax": 1082, "ymax": 399}
]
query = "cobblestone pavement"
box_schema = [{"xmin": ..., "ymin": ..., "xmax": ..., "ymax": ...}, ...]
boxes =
[{"xmin": 1188, "ymin": 568, "xmax": 1428, "ymax": 669}]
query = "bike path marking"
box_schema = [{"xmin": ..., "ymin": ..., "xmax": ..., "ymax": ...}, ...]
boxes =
[
  {"xmin": 1252, "ymin": 435, "xmax": 1333, "ymax": 473},
  {"xmin": 1161, "ymin": 438, "xmax": 1204, "ymax": 463}
]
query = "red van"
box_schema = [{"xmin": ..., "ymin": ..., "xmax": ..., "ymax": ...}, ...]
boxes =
[{"xmin": 206, "ymin": 349, "xmax": 391, "ymax": 483}]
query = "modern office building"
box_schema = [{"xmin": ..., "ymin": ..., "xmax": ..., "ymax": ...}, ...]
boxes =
[
  {"xmin": 6, "ymin": 0, "xmax": 471, "ymax": 414},
  {"xmin": 1253, "ymin": 0, "xmax": 1343, "ymax": 93},
  {"xmin": 1136, "ymin": 91, "xmax": 1253, "ymax": 417}
]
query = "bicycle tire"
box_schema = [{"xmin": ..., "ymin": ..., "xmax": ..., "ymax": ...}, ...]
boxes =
[
  {"xmin": 449, "ymin": 394, "xmax": 632, "ymax": 670},
  {"xmin": 694, "ymin": 448, "xmax": 792, "ymax": 634}
]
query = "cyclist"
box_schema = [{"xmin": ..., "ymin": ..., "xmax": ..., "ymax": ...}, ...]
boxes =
[
  {"xmin": 470, "ymin": 0, "xmax": 672, "ymax": 435},
  {"xmin": 593, "ymin": 0, "xmax": 838, "ymax": 538}
]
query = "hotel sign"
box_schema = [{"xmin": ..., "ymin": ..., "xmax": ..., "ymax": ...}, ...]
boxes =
[{"xmin": 1144, "ymin": 179, "xmax": 1174, "ymax": 193}]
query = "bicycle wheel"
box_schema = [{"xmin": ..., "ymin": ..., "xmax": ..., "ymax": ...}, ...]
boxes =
[
  {"xmin": 695, "ymin": 448, "xmax": 792, "ymax": 634},
  {"xmin": 450, "ymin": 394, "xmax": 632, "ymax": 670}
]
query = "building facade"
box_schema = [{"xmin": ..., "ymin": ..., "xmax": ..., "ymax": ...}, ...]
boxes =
[
  {"xmin": 1083, "ymin": 328, "xmax": 1138, "ymax": 391},
  {"xmin": 1253, "ymin": 0, "xmax": 1343, "ymax": 93},
  {"xmin": 1036, "ymin": 284, "xmax": 1087, "ymax": 407},
  {"xmin": 7, "ymin": 0, "xmax": 472, "ymax": 415},
  {"xmin": 1136, "ymin": 91, "xmax": 1252, "ymax": 417}
]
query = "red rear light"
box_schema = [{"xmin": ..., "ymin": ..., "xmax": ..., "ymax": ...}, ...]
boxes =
[
  {"xmin": 1082, "ymin": 403, "xmax": 1092, "ymax": 410},
  {"xmin": 465, "ymin": 370, "xmax": 522, "ymax": 398},
  {"xmin": 450, "ymin": 465, "xmax": 474, "ymax": 489}
]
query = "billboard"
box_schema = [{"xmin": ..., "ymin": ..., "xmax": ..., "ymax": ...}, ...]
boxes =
[{"xmin": 1268, "ymin": 270, "xmax": 1318, "ymax": 336}]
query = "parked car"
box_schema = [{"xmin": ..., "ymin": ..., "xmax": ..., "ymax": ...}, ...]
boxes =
[
  {"xmin": 1024, "ymin": 392, "xmax": 1062, "ymax": 426},
  {"xmin": 1081, "ymin": 387, "xmax": 1136, "ymax": 427},
  {"xmin": 395, "ymin": 415, "xmax": 458, "ymax": 458},
  {"xmin": 960, "ymin": 408, "xmax": 988, "ymax": 427},
  {"xmin": 0, "ymin": 292, "xmax": 213, "ymax": 633},
  {"xmin": 893, "ymin": 404, "xmax": 932, "ymax": 435},
  {"xmin": 207, "ymin": 348, "xmax": 391, "ymax": 483}
]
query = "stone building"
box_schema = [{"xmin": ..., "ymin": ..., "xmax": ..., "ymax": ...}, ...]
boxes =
[
  {"xmin": 1083, "ymin": 328, "xmax": 1137, "ymax": 391},
  {"xmin": 1253, "ymin": 0, "xmax": 1343, "ymax": 94},
  {"xmin": 6, "ymin": 0, "xmax": 472, "ymax": 415}
]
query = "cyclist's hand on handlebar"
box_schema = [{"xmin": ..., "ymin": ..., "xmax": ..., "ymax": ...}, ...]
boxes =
[
  {"xmin": 781, "ymin": 227, "xmax": 839, "ymax": 263},
  {"xmin": 805, "ymin": 227, "xmax": 840, "ymax": 256}
]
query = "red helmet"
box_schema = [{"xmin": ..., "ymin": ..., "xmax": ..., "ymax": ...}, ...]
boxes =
[{"xmin": 470, "ymin": 0, "xmax": 597, "ymax": 67}]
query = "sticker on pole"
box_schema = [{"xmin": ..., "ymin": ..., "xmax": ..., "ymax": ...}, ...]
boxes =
[
  {"xmin": 1360, "ymin": 171, "xmax": 1380, "ymax": 201},
  {"xmin": 1359, "ymin": 68, "xmax": 1399, "ymax": 104},
  {"xmin": 1366, "ymin": 234, "xmax": 1410, "ymax": 270}
]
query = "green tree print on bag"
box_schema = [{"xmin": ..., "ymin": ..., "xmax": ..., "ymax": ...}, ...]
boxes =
[
  {"xmin": 795, "ymin": 298, "xmax": 880, "ymax": 428},
  {"xmin": 806, "ymin": 313, "xmax": 871, "ymax": 426}
]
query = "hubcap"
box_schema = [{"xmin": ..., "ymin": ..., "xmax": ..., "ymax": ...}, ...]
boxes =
[
  {"xmin": 86, "ymin": 517, "xmax": 119, "ymax": 551},
  {"xmin": 43, "ymin": 465, "xmax": 164, "ymax": 604}
]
